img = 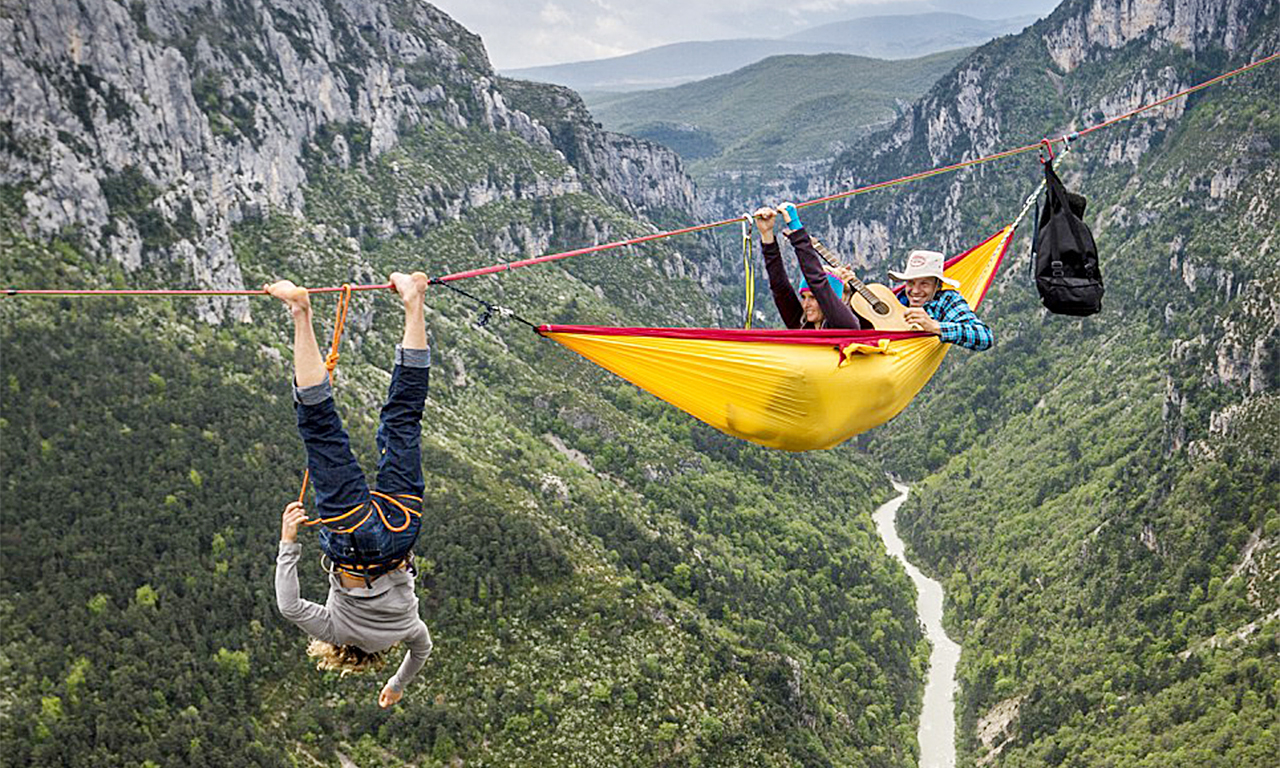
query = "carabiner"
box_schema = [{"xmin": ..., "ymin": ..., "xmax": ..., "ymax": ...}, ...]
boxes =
[{"xmin": 1038, "ymin": 138, "xmax": 1056, "ymax": 164}]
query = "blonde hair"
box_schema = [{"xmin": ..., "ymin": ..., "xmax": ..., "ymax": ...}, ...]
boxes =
[{"xmin": 306, "ymin": 639, "xmax": 391, "ymax": 676}]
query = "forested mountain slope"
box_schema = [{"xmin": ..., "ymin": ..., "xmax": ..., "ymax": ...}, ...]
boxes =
[
  {"xmin": 4, "ymin": 0, "xmax": 1278, "ymax": 766},
  {"xmin": 504, "ymin": 12, "xmax": 1030, "ymax": 93},
  {"xmin": 0, "ymin": 1, "xmax": 924, "ymax": 766},
  {"xmin": 586, "ymin": 49, "xmax": 971, "ymax": 185},
  {"xmin": 799, "ymin": 0, "xmax": 1279, "ymax": 764}
]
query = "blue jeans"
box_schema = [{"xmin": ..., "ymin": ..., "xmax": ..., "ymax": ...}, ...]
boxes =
[{"xmin": 294, "ymin": 346, "xmax": 429, "ymax": 569}]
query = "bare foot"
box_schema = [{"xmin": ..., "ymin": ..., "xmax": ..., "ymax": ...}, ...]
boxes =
[
  {"xmin": 389, "ymin": 272, "xmax": 428, "ymax": 305},
  {"xmin": 264, "ymin": 280, "xmax": 311, "ymax": 316}
]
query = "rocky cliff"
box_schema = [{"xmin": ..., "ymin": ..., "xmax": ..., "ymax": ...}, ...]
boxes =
[
  {"xmin": 0, "ymin": 0, "xmax": 696, "ymax": 321},
  {"xmin": 1043, "ymin": 0, "xmax": 1257, "ymax": 72},
  {"xmin": 823, "ymin": 0, "xmax": 1277, "ymax": 256},
  {"xmin": 821, "ymin": 0, "xmax": 1279, "ymax": 430}
]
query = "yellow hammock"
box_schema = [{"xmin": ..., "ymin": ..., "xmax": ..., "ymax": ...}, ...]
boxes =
[{"xmin": 539, "ymin": 224, "xmax": 1016, "ymax": 451}]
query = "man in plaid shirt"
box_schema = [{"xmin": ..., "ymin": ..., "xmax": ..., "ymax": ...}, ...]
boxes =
[{"xmin": 889, "ymin": 249, "xmax": 993, "ymax": 351}]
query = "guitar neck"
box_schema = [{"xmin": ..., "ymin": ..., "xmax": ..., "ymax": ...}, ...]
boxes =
[{"xmin": 810, "ymin": 237, "xmax": 879, "ymax": 305}]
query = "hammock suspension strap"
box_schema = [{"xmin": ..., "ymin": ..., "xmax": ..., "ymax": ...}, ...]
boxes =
[
  {"xmin": 427, "ymin": 277, "xmax": 539, "ymax": 330},
  {"xmin": 740, "ymin": 214, "xmax": 756, "ymax": 329}
]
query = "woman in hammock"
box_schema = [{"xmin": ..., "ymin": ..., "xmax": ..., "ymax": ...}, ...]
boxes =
[
  {"xmin": 753, "ymin": 203, "xmax": 866, "ymax": 330},
  {"xmin": 267, "ymin": 271, "xmax": 433, "ymax": 709}
]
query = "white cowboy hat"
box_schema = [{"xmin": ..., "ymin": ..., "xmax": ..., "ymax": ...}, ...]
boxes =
[{"xmin": 888, "ymin": 249, "xmax": 960, "ymax": 288}]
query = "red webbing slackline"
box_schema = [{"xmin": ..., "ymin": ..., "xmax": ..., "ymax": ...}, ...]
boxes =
[
  {"xmin": 800, "ymin": 50, "xmax": 1280, "ymax": 209},
  {"xmin": 3, "ymin": 51, "xmax": 1276, "ymax": 298},
  {"xmin": 424, "ymin": 51, "xmax": 1279, "ymax": 281}
]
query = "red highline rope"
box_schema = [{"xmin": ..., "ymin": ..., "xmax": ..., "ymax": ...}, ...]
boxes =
[
  {"xmin": 5, "ymin": 51, "xmax": 1276, "ymax": 298},
  {"xmin": 0, "ymin": 285, "xmax": 391, "ymax": 296}
]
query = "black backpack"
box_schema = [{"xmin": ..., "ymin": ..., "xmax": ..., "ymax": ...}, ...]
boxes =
[{"xmin": 1033, "ymin": 159, "xmax": 1103, "ymax": 316}]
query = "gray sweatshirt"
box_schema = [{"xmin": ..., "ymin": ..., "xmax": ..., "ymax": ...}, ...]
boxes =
[{"xmin": 275, "ymin": 541, "xmax": 432, "ymax": 691}]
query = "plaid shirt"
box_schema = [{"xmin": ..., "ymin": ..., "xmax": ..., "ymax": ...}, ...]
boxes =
[{"xmin": 898, "ymin": 289, "xmax": 993, "ymax": 351}]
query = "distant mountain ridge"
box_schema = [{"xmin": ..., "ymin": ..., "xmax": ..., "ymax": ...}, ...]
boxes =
[
  {"xmin": 503, "ymin": 12, "xmax": 1037, "ymax": 92},
  {"xmin": 586, "ymin": 49, "xmax": 971, "ymax": 181},
  {"xmin": 786, "ymin": 12, "xmax": 1038, "ymax": 54}
]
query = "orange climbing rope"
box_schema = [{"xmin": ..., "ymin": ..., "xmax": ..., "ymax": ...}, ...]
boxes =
[
  {"xmin": 307, "ymin": 492, "xmax": 422, "ymax": 533},
  {"xmin": 322, "ymin": 283, "xmax": 353, "ymax": 381}
]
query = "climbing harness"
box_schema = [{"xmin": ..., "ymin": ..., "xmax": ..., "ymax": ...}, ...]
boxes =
[{"xmin": 320, "ymin": 540, "xmax": 419, "ymax": 587}]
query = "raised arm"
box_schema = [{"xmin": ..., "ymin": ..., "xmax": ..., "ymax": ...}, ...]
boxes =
[
  {"xmin": 274, "ymin": 502, "xmax": 332, "ymax": 637},
  {"xmin": 784, "ymin": 225, "xmax": 864, "ymax": 330},
  {"xmin": 755, "ymin": 207, "xmax": 804, "ymax": 329}
]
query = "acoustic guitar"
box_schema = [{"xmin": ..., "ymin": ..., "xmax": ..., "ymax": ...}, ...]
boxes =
[{"xmin": 810, "ymin": 237, "xmax": 918, "ymax": 331}]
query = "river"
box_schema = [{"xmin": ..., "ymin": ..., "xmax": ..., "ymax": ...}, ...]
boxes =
[{"xmin": 872, "ymin": 480, "xmax": 960, "ymax": 768}]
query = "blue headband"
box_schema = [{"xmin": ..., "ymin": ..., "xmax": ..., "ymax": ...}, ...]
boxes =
[{"xmin": 798, "ymin": 272, "xmax": 845, "ymax": 300}]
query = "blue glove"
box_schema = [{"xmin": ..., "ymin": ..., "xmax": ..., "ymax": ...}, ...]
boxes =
[{"xmin": 779, "ymin": 203, "xmax": 803, "ymax": 232}]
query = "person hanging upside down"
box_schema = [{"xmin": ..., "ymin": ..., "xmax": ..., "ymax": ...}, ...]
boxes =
[
  {"xmin": 753, "ymin": 203, "xmax": 866, "ymax": 330},
  {"xmin": 890, "ymin": 250, "xmax": 993, "ymax": 351},
  {"xmin": 267, "ymin": 271, "xmax": 433, "ymax": 709}
]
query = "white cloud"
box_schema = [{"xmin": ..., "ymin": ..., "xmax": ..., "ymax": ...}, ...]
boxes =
[{"xmin": 539, "ymin": 2, "xmax": 572, "ymax": 25}]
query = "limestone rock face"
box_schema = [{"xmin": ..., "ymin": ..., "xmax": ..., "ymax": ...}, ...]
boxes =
[
  {"xmin": 1, "ymin": 0, "xmax": 696, "ymax": 320},
  {"xmin": 496, "ymin": 78, "xmax": 696, "ymax": 218},
  {"xmin": 819, "ymin": 0, "xmax": 1276, "ymax": 256},
  {"xmin": 1042, "ymin": 0, "xmax": 1259, "ymax": 73},
  {"xmin": 811, "ymin": 0, "xmax": 1278, "ymax": 480}
]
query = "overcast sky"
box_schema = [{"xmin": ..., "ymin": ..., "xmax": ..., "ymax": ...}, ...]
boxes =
[{"xmin": 430, "ymin": 0, "xmax": 1061, "ymax": 70}]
